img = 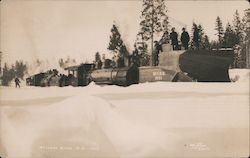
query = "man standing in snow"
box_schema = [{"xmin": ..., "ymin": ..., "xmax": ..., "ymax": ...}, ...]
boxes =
[{"xmin": 15, "ymin": 77, "xmax": 21, "ymax": 88}]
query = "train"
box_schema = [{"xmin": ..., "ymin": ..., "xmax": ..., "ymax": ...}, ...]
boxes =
[{"xmin": 26, "ymin": 47, "xmax": 234, "ymax": 87}]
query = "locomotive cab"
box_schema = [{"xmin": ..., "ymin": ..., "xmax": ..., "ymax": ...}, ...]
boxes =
[{"xmin": 65, "ymin": 64, "xmax": 95, "ymax": 86}]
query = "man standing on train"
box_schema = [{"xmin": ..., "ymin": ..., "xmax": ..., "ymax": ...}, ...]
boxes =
[
  {"xmin": 153, "ymin": 41, "xmax": 162, "ymax": 66},
  {"xmin": 170, "ymin": 27, "xmax": 179, "ymax": 50},
  {"xmin": 181, "ymin": 27, "xmax": 190, "ymax": 50}
]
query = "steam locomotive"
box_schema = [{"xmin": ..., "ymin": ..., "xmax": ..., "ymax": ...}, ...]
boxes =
[{"xmin": 26, "ymin": 48, "xmax": 234, "ymax": 87}]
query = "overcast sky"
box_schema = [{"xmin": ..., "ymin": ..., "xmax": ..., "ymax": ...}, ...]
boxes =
[{"xmin": 1, "ymin": 0, "xmax": 249, "ymax": 64}]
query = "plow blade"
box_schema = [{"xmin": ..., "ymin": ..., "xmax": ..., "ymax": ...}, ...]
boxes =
[{"xmin": 159, "ymin": 49, "xmax": 234, "ymax": 82}]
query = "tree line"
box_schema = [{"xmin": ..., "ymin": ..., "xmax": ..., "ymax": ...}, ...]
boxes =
[
  {"xmin": 1, "ymin": 1, "xmax": 249, "ymax": 86},
  {"xmin": 100, "ymin": 1, "xmax": 249, "ymax": 68},
  {"xmin": 213, "ymin": 9, "xmax": 249, "ymax": 68},
  {"xmin": 1, "ymin": 61, "xmax": 28, "ymax": 86}
]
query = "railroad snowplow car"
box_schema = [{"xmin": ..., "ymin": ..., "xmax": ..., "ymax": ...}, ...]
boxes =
[{"xmin": 159, "ymin": 46, "xmax": 234, "ymax": 82}]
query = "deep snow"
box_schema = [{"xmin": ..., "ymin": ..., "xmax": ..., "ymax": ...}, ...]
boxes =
[{"xmin": 0, "ymin": 69, "xmax": 249, "ymax": 158}]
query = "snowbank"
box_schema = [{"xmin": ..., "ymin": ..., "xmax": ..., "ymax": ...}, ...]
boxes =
[
  {"xmin": 0, "ymin": 95, "xmax": 177, "ymax": 158},
  {"xmin": 1, "ymin": 80, "xmax": 249, "ymax": 101},
  {"xmin": 229, "ymin": 68, "xmax": 250, "ymax": 82},
  {"xmin": 0, "ymin": 71, "xmax": 249, "ymax": 157}
]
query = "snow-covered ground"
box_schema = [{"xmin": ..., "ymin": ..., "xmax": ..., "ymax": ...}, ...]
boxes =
[{"xmin": 0, "ymin": 69, "xmax": 249, "ymax": 158}]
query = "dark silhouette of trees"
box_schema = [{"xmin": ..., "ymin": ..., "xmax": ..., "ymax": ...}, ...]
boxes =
[
  {"xmin": 202, "ymin": 35, "xmax": 211, "ymax": 50},
  {"xmin": 222, "ymin": 22, "xmax": 238, "ymax": 48},
  {"xmin": 108, "ymin": 24, "xmax": 124, "ymax": 54},
  {"xmin": 135, "ymin": 32, "xmax": 150, "ymax": 66},
  {"xmin": 1, "ymin": 61, "xmax": 27, "ymax": 86},
  {"xmin": 190, "ymin": 23, "xmax": 210, "ymax": 50},
  {"xmin": 2, "ymin": 63, "xmax": 10, "ymax": 86},
  {"xmin": 242, "ymin": 8, "xmax": 250, "ymax": 68},
  {"xmin": 191, "ymin": 22, "xmax": 200, "ymax": 49},
  {"xmin": 233, "ymin": 10, "xmax": 243, "ymax": 45},
  {"xmin": 15, "ymin": 60, "xmax": 27, "ymax": 79}
]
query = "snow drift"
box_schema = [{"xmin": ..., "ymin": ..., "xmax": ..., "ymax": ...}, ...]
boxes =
[
  {"xmin": 0, "ymin": 69, "xmax": 249, "ymax": 157},
  {"xmin": 0, "ymin": 94, "xmax": 178, "ymax": 158}
]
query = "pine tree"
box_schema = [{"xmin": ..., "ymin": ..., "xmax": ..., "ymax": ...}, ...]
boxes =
[
  {"xmin": 135, "ymin": 32, "xmax": 150, "ymax": 66},
  {"xmin": 203, "ymin": 35, "xmax": 210, "ymax": 50},
  {"xmin": 215, "ymin": 16, "xmax": 224, "ymax": 45},
  {"xmin": 15, "ymin": 60, "xmax": 27, "ymax": 79},
  {"xmin": 108, "ymin": 24, "xmax": 128, "ymax": 67},
  {"xmin": 198, "ymin": 24, "xmax": 204, "ymax": 48},
  {"xmin": 9, "ymin": 64, "xmax": 16, "ymax": 81},
  {"xmin": 223, "ymin": 22, "xmax": 237, "ymax": 48},
  {"xmin": 233, "ymin": 10, "xmax": 243, "ymax": 44},
  {"xmin": 95, "ymin": 52, "xmax": 101, "ymax": 63},
  {"xmin": 107, "ymin": 24, "xmax": 124, "ymax": 55},
  {"xmin": 139, "ymin": 0, "xmax": 169, "ymax": 64},
  {"xmin": 2, "ymin": 63, "xmax": 17, "ymax": 86},
  {"xmin": 242, "ymin": 8, "xmax": 250, "ymax": 41},
  {"xmin": 242, "ymin": 8, "xmax": 250, "ymax": 68},
  {"xmin": 198, "ymin": 24, "xmax": 210, "ymax": 50},
  {"xmin": 2, "ymin": 63, "xmax": 10, "ymax": 86},
  {"xmin": 191, "ymin": 22, "xmax": 200, "ymax": 49},
  {"xmin": 0, "ymin": 52, "xmax": 2, "ymax": 76}
]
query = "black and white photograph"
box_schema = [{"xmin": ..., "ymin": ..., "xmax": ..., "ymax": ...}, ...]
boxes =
[{"xmin": 0, "ymin": 0, "xmax": 249, "ymax": 157}]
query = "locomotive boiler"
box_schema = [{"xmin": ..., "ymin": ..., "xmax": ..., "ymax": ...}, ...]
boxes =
[{"xmin": 90, "ymin": 66, "xmax": 139, "ymax": 86}]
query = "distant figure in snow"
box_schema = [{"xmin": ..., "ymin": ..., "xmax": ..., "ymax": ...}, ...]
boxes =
[
  {"xmin": 15, "ymin": 77, "xmax": 21, "ymax": 88},
  {"xmin": 170, "ymin": 27, "xmax": 179, "ymax": 50},
  {"xmin": 181, "ymin": 27, "xmax": 190, "ymax": 50}
]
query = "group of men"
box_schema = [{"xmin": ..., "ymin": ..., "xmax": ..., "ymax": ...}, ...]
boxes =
[
  {"xmin": 170, "ymin": 27, "xmax": 190, "ymax": 50},
  {"xmin": 153, "ymin": 27, "xmax": 191, "ymax": 66}
]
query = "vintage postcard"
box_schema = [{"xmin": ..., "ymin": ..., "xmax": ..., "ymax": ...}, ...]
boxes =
[{"xmin": 0, "ymin": 0, "xmax": 249, "ymax": 157}]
